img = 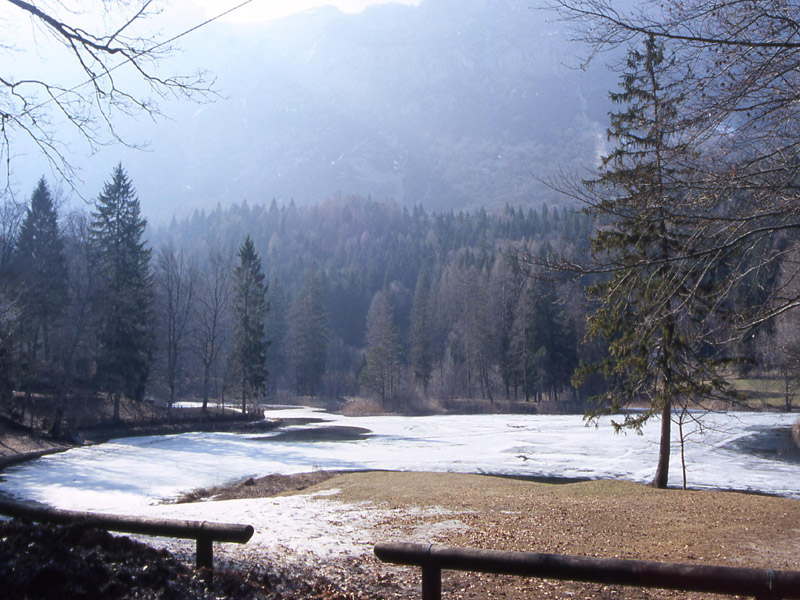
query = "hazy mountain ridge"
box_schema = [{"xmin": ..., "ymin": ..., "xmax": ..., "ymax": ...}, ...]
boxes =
[
  {"xmin": 15, "ymin": 0, "xmax": 615, "ymax": 222},
  {"xmin": 122, "ymin": 0, "xmax": 612, "ymax": 222}
]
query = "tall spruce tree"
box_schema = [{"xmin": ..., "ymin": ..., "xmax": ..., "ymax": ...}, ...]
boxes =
[
  {"xmin": 0, "ymin": 200, "xmax": 23, "ymax": 405},
  {"xmin": 230, "ymin": 235, "xmax": 269, "ymax": 412},
  {"xmin": 525, "ymin": 282, "xmax": 577, "ymax": 402},
  {"xmin": 576, "ymin": 37, "xmax": 732, "ymax": 488},
  {"xmin": 16, "ymin": 177, "xmax": 68, "ymax": 368},
  {"xmin": 90, "ymin": 164, "xmax": 154, "ymax": 419},
  {"xmin": 409, "ymin": 270, "xmax": 433, "ymax": 393},
  {"xmin": 264, "ymin": 278, "xmax": 289, "ymax": 394}
]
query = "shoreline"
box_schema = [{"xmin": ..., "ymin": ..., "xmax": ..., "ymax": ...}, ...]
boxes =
[{"xmin": 0, "ymin": 409, "xmax": 282, "ymax": 473}]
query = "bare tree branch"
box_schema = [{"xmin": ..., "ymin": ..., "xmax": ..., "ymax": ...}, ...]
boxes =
[{"xmin": 2, "ymin": 0, "xmax": 217, "ymax": 195}]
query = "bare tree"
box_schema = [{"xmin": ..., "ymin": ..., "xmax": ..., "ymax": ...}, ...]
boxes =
[
  {"xmin": 360, "ymin": 289, "xmax": 402, "ymax": 409},
  {"xmin": 155, "ymin": 238, "xmax": 196, "ymax": 415},
  {"xmin": 0, "ymin": 197, "xmax": 24, "ymax": 272},
  {"xmin": 2, "ymin": 0, "xmax": 214, "ymax": 189},
  {"xmin": 194, "ymin": 240, "xmax": 233, "ymax": 412}
]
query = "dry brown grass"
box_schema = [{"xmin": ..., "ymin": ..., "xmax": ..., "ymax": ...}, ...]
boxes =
[{"xmin": 290, "ymin": 471, "xmax": 800, "ymax": 599}]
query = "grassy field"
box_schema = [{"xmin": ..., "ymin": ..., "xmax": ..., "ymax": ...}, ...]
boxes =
[{"xmin": 729, "ymin": 375, "xmax": 796, "ymax": 410}]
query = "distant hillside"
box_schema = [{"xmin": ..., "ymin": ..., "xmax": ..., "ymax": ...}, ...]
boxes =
[
  {"xmin": 15, "ymin": 0, "xmax": 616, "ymax": 222},
  {"xmin": 155, "ymin": 0, "xmax": 613, "ymax": 217}
]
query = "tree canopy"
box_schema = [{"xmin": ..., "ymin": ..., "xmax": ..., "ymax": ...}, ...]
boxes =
[{"xmin": 90, "ymin": 163, "xmax": 153, "ymax": 416}]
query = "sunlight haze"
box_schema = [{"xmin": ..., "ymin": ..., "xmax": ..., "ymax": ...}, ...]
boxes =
[{"xmin": 191, "ymin": 0, "xmax": 420, "ymax": 24}]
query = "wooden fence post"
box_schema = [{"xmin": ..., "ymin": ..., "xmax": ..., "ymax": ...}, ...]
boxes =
[
  {"xmin": 422, "ymin": 563, "xmax": 442, "ymax": 600},
  {"xmin": 0, "ymin": 498, "xmax": 253, "ymax": 571},
  {"xmin": 374, "ymin": 542, "xmax": 800, "ymax": 599},
  {"xmin": 196, "ymin": 536, "xmax": 213, "ymax": 570}
]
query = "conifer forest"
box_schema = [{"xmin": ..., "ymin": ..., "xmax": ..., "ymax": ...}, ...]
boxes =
[{"xmin": 0, "ymin": 168, "xmax": 599, "ymax": 415}]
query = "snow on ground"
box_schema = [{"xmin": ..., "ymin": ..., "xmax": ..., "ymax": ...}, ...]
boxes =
[
  {"xmin": 0, "ymin": 408, "xmax": 797, "ymax": 562},
  {"xmin": 136, "ymin": 489, "xmax": 467, "ymax": 566}
]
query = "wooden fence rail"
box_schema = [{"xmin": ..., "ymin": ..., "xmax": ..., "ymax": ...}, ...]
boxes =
[
  {"xmin": 0, "ymin": 498, "xmax": 254, "ymax": 569},
  {"xmin": 374, "ymin": 542, "xmax": 800, "ymax": 600}
]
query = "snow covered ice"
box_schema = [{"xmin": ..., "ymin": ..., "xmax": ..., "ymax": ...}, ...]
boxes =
[
  {"xmin": 1, "ymin": 407, "xmax": 798, "ymax": 562},
  {"xmin": 2, "ymin": 407, "xmax": 798, "ymax": 510}
]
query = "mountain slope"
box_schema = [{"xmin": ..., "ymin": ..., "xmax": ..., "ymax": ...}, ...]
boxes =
[{"xmin": 21, "ymin": 0, "xmax": 616, "ymax": 222}]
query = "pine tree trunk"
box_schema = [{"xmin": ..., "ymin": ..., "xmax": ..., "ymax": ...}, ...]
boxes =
[
  {"xmin": 113, "ymin": 391, "xmax": 121, "ymax": 423},
  {"xmin": 652, "ymin": 398, "xmax": 672, "ymax": 488},
  {"xmin": 168, "ymin": 384, "xmax": 175, "ymax": 422},
  {"xmin": 202, "ymin": 362, "xmax": 211, "ymax": 412},
  {"xmin": 241, "ymin": 374, "xmax": 248, "ymax": 414}
]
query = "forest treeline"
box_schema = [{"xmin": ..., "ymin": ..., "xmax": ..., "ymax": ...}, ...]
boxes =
[
  {"xmin": 1, "ymin": 164, "xmax": 795, "ymax": 420},
  {"xmin": 0, "ymin": 167, "xmax": 603, "ymax": 416},
  {"xmin": 163, "ymin": 194, "xmax": 595, "ymax": 409}
]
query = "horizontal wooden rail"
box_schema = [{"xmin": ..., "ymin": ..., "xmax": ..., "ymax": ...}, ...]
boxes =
[
  {"xmin": 375, "ymin": 542, "xmax": 800, "ymax": 600},
  {"xmin": 0, "ymin": 498, "xmax": 254, "ymax": 569}
]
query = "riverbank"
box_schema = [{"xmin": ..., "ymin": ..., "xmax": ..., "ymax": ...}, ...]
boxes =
[{"xmin": 0, "ymin": 394, "xmax": 269, "ymax": 468}]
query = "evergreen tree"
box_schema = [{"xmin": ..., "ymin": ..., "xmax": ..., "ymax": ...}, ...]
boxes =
[
  {"xmin": 525, "ymin": 282, "xmax": 577, "ymax": 402},
  {"xmin": 0, "ymin": 202, "xmax": 23, "ymax": 405},
  {"xmin": 490, "ymin": 250, "xmax": 524, "ymax": 400},
  {"xmin": 289, "ymin": 263, "xmax": 329, "ymax": 395},
  {"xmin": 230, "ymin": 235, "xmax": 269, "ymax": 412},
  {"xmin": 509, "ymin": 280, "xmax": 535, "ymax": 401},
  {"xmin": 409, "ymin": 270, "xmax": 433, "ymax": 393},
  {"xmin": 575, "ymin": 37, "xmax": 732, "ymax": 488},
  {"xmin": 264, "ymin": 278, "xmax": 289, "ymax": 394},
  {"xmin": 0, "ymin": 287, "xmax": 16, "ymax": 406},
  {"xmin": 16, "ymin": 178, "xmax": 68, "ymax": 367},
  {"xmin": 90, "ymin": 164, "xmax": 154, "ymax": 419}
]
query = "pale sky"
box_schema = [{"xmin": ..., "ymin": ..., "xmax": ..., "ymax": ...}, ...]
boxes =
[{"xmin": 190, "ymin": 0, "xmax": 420, "ymax": 24}]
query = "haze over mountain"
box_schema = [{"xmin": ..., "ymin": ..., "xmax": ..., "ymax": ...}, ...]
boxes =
[{"xmin": 15, "ymin": 0, "xmax": 615, "ymax": 223}]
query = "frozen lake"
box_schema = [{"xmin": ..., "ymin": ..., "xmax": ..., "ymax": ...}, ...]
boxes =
[{"xmin": 1, "ymin": 407, "xmax": 799, "ymax": 514}]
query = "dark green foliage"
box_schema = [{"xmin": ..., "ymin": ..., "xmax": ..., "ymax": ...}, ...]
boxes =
[
  {"xmin": 524, "ymin": 283, "xmax": 578, "ymax": 402},
  {"xmin": 0, "ymin": 291, "xmax": 16, "ymax": 404},
  {"xmin": 16, "ymin": 178, "xmax": 68, "ymax": 367},
  {"xmin": 230, "ymin": 235, "xmax": 269, "ymax": 412},
  {"xmin": 409, "ymin": 270, "xmax": 433, "ymax": 392},
  {"xmin": 90, "ymin": 164, "xmax": 154, "ymax": 412},
  {"xmin": 576, "ymin": 38, "xmax": 734, "ymax": 487}
]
